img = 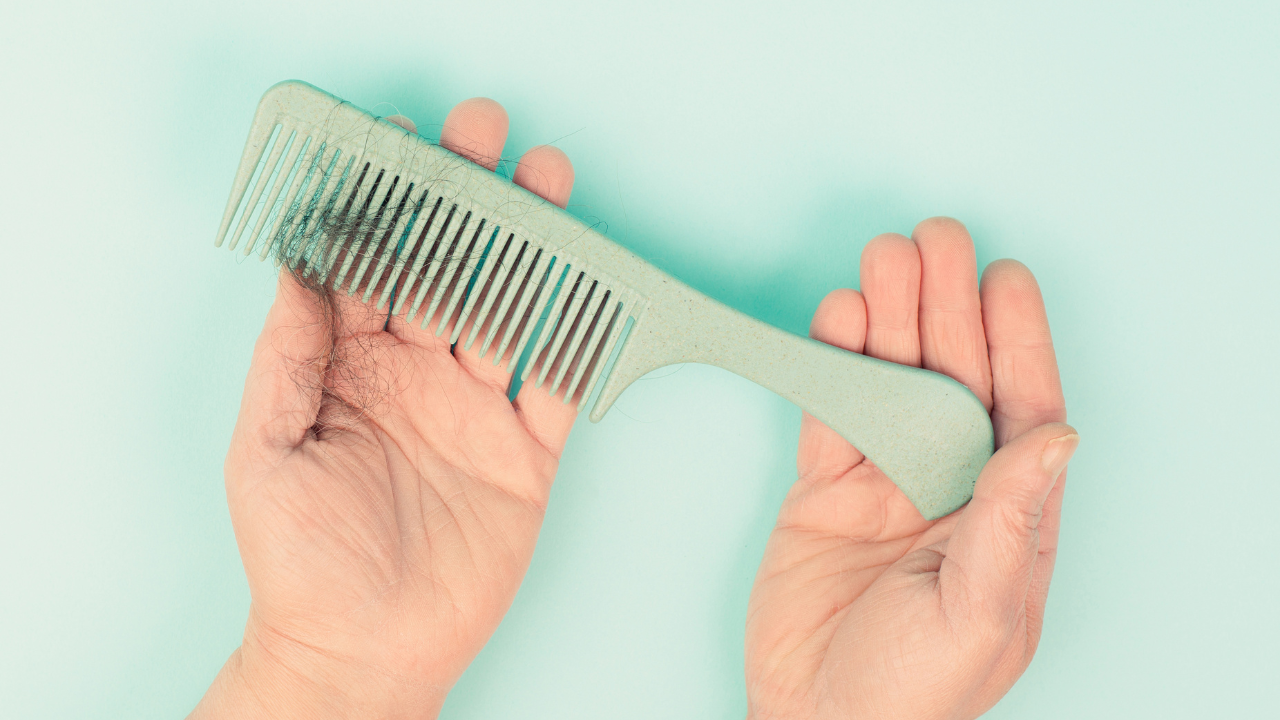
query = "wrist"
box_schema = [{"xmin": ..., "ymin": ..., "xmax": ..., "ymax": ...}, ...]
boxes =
[{"xmin": 190, "ymin": 611, "xmax": 449, "ymax": 720}]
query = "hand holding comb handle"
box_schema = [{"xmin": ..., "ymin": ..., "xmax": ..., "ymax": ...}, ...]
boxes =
[
  {"xmin": 216, "ymin": 80, "xmax": 995, "ymax": 522},
  {"xmin": 589, "ymin": 276, "xmax": 994, "ymax": 521}
]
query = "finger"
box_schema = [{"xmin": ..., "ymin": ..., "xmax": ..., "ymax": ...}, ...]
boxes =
[
  {"xmin": 860, "ymin": 233, "xmax": 922, "ymax": 366},
  {"xmin": 509, "ymin": 145, "xmax": 574, "ymax": 207},
  {"xmin": 940, "ymin": 423, "xmax": 1078, "ymax": 623},
  {"xmin": 438, "ymin": 97, "xmax": 508, "ymax": 171},
  {"xmin": 809, "ymin": 288, "xmax": 867, "ymax": 353},
  {"xmin": 913, "ymin": 217, "xmax": 993, "ymax": 409},
  {"xmin": 778, "ymin": 289, "xmax": 932, "ymax": 544},
  {"xmin": 980, "ymin": 260, "xmax": 1066, "ymax": 446},
  {"xmin": 230, "ymin": 272, "xmax": 330, "ymax": 460},
  {"xmin": 798, "ymin": 288, "xmax": 868, "ymax": 479},
  {"xmin": 979, "ymin": 260, "xmax": 1068, "ymax": 647}
]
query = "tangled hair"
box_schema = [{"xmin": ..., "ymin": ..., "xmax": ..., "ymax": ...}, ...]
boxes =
[
  {"xmin": 270, "ymin": 172, "xmax": 456, "ymax": 437},
  {"xmin": 267, "ymin": 175, "xmax": 549, "ymax": 439}
]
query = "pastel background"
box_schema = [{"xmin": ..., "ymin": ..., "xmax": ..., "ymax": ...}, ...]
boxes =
[{"xmin": 2, "ymin": 1, "xmax": 1277, "ymax": 717}]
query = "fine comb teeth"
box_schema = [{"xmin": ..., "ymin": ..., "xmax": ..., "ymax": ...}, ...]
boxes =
[{"xmin": 216, "ymin": 80, "xmax": 996, "ymax": 521}]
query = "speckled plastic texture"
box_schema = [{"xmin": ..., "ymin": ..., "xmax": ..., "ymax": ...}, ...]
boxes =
[{"xmin": 215, "ymin": 80, "xmax": 995, "ymax": 520}]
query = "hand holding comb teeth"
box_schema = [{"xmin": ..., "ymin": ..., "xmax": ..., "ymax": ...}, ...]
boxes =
[{"xmin": 216, "ymin": 80, "xmax": 994, "ymax": 520}]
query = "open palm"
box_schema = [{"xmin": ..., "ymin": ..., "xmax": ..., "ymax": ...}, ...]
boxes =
[
  {"xmin": 746, "ymin": 219, "xmax": 1074, "ymax": 719},
  {"xmin": 197, "ymin": 99, "xmax": 579, "ymax": 718}
]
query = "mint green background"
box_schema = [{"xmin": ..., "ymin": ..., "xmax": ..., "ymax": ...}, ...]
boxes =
[{"xmin": 2, "ymin": 1, "xmax": 1277, "ymax": 717}]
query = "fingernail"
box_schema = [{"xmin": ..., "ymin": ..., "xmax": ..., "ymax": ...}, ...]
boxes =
[{"xmin": 1041, "ymin": 433, "xmax": 1079, "ymax": 477}]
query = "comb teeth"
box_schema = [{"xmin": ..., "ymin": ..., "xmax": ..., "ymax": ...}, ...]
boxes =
[{"xmin": 217, "ymin": 95, "xmax": 643, "ymax": 405}]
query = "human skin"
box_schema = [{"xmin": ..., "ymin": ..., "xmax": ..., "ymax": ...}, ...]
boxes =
[
  {"xmin": 190, "ymin": 100, "xmax": 581, "ymax": 719},
  {"xmin": 744, "ymin": 224, "xmax": 1074, "ymax": 719},
  {"xmin": 191, "ymin": 98, "xmax": 1074, "ymax": 719}
]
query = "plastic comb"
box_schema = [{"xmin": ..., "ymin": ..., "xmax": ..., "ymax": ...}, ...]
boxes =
[{"xmin": 215, "ymin": 80, "xmax": 994, "ymax": 520}]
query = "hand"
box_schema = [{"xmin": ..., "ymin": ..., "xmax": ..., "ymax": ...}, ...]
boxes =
[
  {"xmin": 192, "ymin": 99, "xmax": 578, "ymax": 719},
  {"xmin": 745, "ymin": 219, "xmax": 1075, "ymax": 719}
]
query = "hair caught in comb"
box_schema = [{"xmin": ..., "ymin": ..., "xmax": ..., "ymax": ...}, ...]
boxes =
[{"xmin": 243, "ymin": 138, "xmax": 630, "ymax": 411}]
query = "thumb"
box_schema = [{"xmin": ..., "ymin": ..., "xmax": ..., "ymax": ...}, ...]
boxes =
[
  {"xmin": 229, "ymin": 272, "xmax": 330, "ymax": 463},
  {"xmin": 940, "ymin": 422, "xmax": 1079, "ymax": 621}
]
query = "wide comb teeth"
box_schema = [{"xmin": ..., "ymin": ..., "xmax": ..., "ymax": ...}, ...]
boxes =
[{"xmin": 215, "ymin": 82, "xmax": 642, "ymax": 409}]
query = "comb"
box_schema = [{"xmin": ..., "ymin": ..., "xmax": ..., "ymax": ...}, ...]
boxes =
[{"xmin": 214, "ymin": 81, "xmax": 994, "ymax": 520}]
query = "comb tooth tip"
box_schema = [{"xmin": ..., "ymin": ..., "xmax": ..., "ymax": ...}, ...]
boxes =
[
  {"xmin": 448, "ymin": 322, "xmax": 466, "ymax": 344},
  {"xmin": 462, "ymin": 315, "xmax": 485, "ymax": 350}
]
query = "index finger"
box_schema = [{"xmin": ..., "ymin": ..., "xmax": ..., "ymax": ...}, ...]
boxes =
[
  {"xmin": 980, "ymin": 259, "xmax": 1066, "ymax": 445},
  {"xmin": 979, "ymin": 258, "xmax": 1069, "ymax": 638}
]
